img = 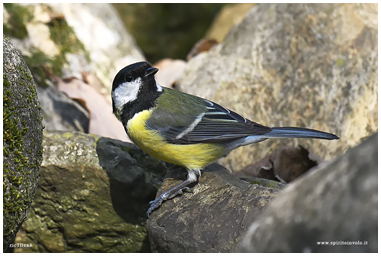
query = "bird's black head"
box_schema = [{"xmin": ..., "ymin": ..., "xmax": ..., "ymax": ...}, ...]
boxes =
[{"xmin": 111, "ymin": 61, "xmax": 162, "ymax": 123}]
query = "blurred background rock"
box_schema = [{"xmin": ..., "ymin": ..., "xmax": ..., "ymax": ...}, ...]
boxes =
[{"xmin": 113, "ymin": 3, "xmax": 227, "ymax": 63}]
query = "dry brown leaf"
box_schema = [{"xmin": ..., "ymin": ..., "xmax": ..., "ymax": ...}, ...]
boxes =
[
  {"xmin": 235, "ymin": 146, "xmax": 323, "ymax": 183},
  {"xmin": 57, "ymin": 78, "xmax": 131, "ymax": 142},
  {"xmin": 186, "ymin": 38, "xmax": 218, "ymax": 61},
  {"xmin": 153, "ymin": 59, "xmax": 186, "ymax": 88}
]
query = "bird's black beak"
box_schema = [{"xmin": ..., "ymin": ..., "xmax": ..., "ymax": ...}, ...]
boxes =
[{"xmin": 144, "ymin": 67, "xmax": 159, "ymax": 77}]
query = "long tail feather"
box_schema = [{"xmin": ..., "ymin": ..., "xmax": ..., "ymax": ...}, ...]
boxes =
[{"xmin": 267, "ymin": 127, "xmax": 339, "ymax": 140}]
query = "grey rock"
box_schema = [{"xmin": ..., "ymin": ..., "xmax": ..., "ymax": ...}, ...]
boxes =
[
  {"xmin": 238, "ymin": 176, "xmax": 287, "ymax": 190},
  {"xmin": 179, "ymin": 3, "xmax": 377, "ymax": 171},
  {"xmin": 146, "ymin": 163, "xmax": 284, "ymax": 253},
  {"xmin": 238, "ymin": 133, "xmax": 378, "ymax": 253},
  {"xmin": 3, "ymin": 35, "xmax": 44, "ymax": 251},
  {"xmin": 36, "ymin": 85, "xmax": 89, "ymax": 132},
  {"xmin": 13, "ymin": 131, "xmax": 167, "ymax": 253}
]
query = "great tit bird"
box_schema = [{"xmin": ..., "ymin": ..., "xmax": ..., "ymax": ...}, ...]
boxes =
[{"xmin": 111, "ymin": 61, "xmax": 339, "ymax": 217}]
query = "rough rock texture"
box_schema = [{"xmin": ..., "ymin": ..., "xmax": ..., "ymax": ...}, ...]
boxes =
[
  {"xmin": 238, "ymin": 133, "xmax": 378, "ymax": 253},
  {"xmin": 179, "ymin": 3, "xmax": 378, "ymax": 171},
  {"xmin": 146, "ymin": 163, "xmax": 284, "ymax": 253},
  {"xmin": 14, "ymin": 131, "xmax": 168, "ymax": 253},
  {"xmin": 3, "ymin": 35, "xmax": 44, "ymax": 251},
  {"xmin": 238, "ymin": 177, "xmax": 287, "ymax": 190},
  {"xmin": 36, "ymin": 85, "xmax": 89, "ymax": 132}
]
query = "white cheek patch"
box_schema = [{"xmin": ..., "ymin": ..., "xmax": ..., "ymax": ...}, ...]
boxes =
[
  {"xmin": 156, "ymin": 83, "xmax": 163, "ymax": 92},
  {"xmin": 112, "ymin": 77, "xmax": 142, "ymax": 112}
]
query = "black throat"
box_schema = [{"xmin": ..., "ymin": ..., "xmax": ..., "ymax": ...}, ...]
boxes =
[{"xmin": 119, "ymin": 80, "xmax": 163, "ymax": 126}]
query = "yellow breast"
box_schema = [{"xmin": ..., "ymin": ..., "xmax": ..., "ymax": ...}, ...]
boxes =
[{"xmin": 126, "ymin": 110, "xmax": 226, "ymax": 170}]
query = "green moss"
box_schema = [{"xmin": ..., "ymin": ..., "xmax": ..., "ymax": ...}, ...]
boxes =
[
  {"xmin": 336, "ymin": 58, "xmax": 345, "ymax": 67},
  {"xmin": 62, "ymin": 132, "xmax": 74, "ymax": 140},
  {"xmin": 26, "ymin": 9, "xmax": 91, "ymax": 83},
  {"xmin": 3, "ymin": 65, "xmax": 44, "ymax": 239},
  {"xmin": 46, "ymin": 15, "xmax": 90, "ymax": 62},
  {"xmin": 22, "ymin": 36, "xmax": 89, "ymax": 88},
  {"xmin": 4, "ymin": 148, "xmax": 9, "ymax": 157},
  {"xmin": 22, "ymin": 49, "xmax": 61, "ymax": 88},
  {"xmin": 3, "ymin": 3, "xmax": 34, "ymax": 39},
  {"xmin": 5, "ymin": 3, "xmax": 90, "ymax": 88},
  {"xmin": 324, "ymin": 6, "xmax": 335, "ymax": 15},
  {"xmin": 37, "ymin": 146, "xmax": 43, "ymax": 157},
  {"xmin": 3, "ymin": 73, "xmax": 11, "ymax": 88},
  {"xmin": 22, "ymin": 127, "xmax": 28, "ymax": 135}
]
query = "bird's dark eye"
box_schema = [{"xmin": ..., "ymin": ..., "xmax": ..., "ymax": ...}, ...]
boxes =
[{"xmin": 125, "ymin": 75, "xmax": 133, "ymax": 82}]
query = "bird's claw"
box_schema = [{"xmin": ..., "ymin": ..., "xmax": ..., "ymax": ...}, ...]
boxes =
[
  {"xmin": 147, "ymin": 196, "xmax": 164, "ymax": 218},
  {"xmin": 147, "ymin": 187, "xmax": 193, "ymax": 218}
]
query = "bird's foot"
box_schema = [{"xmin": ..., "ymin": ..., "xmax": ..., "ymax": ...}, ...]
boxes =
[
  {"xmin": 147, "ymin": 186, "xmax": 192, "ymax": 218},
  {"xmin": 147, "ymin": 197, "xmax": 163, "ymax": 218},
  {"xmin": 147, "ymin": 169, "xmax": 200, "ymax": 218}
]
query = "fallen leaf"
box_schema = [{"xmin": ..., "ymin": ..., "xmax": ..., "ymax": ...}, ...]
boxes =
[
  {"xmin": 57, "ymin": 77, "xmax": 131, "ymax": 142},
  {"xmin": 235, "ymin": 146, "xmax": 323, "ymax": 183}
]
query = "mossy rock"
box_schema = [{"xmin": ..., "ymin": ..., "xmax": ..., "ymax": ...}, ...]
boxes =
[
  {"xmin": 3, "ymin": 3, "xmax": 90, "ymax": 88},
  {"xmin": 3, "ymin": 35, "xmax": 44, "ymax": 251},
  {"xmin": 14, "ymin": 131, "xmax": 168, "ymax": 252}
]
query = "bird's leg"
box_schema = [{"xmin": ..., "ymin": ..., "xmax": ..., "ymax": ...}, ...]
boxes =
[{"xmin": 147, "ymin": 169, "xmax": 200, "ymax": 218}]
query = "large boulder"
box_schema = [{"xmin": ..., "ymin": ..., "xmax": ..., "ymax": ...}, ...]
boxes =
[
  {"xmin": 14, "ymin": 131, "xmax": 168, "ymax": 252},
  {"xmin": 3, "ymin": 35, "xmax": 44, "ymax": 251},
  {"xmin": 238, "ymin": 133, "xmax": 378, "ymax": 253},
  {"xmin": 146, "ymin": 164, "xmax": 285, "ymax": 252},
  {"xmin": 179, "ymin": 3, "xmax": 377, "ymax": 171}
]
